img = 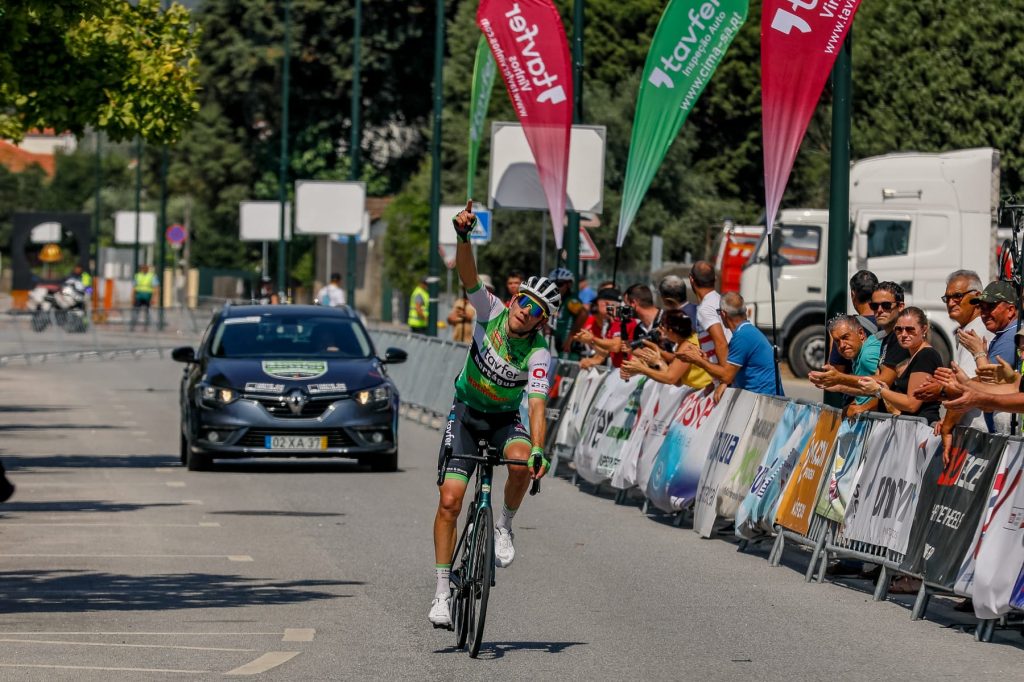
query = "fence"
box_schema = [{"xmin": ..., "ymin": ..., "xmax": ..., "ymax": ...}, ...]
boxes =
[
  {"xmin": 0, "ymin": 305, "xmax": 211, "ymax": 365},
  {"xmin": 370, "ymin": 328, "xmax": 1024, "ymax": 644}
]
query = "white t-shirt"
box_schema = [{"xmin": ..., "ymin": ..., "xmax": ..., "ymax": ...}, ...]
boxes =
[
  {"xmin": 316, "ymin": 283, "xmax": 347, "ymax": 307},
  {"xmin": 953, "ymin": 314, "xmax": 994, "ymax": 377},
  {"xmin": 696, "ymin": 290, "xmax": 733, "ymax": 365}
]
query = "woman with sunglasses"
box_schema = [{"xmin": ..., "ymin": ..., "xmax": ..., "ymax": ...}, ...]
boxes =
[
  {"xmin": 858, "ymin": 307, "xmax": 943, "ymax": 423},
  {"xmin": 429, "ymin": 201, "xmax": 562, "ymax": 629},
  {"xmin": 619, "ymin": 309, "xmax": 712, "ymax": 389}
]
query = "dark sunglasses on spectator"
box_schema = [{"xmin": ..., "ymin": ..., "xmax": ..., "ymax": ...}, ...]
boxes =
[
  {"xmin": 868, "ymin": 301, "xmax": 897, "ymax": 311},
  {"xmin": 940, "ymin": 290, "xmax": 977, "ymax": 304},
  {"xmin": 893, "ymin": 326, "xmax": 919, "ymax": 334},
  {"xmin": 514, "ymin": 294, "xmax": 547, "ymax": 319}
]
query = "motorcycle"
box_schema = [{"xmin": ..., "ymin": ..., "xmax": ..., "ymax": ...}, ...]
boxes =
[{"xmin": 27, "ymin": 278, "xmax": 89, "ymax": 333}]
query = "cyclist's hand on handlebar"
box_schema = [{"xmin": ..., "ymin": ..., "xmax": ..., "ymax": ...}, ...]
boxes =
[
  {"xmin": 528, "ymin": 447, "xmax": 550, "ymax": 480},
  {"xmin": 453, "ymin": 199, "xmax": 477, "ymax": 241}
]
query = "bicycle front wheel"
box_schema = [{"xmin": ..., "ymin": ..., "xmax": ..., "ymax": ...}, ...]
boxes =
[{"xmin": 466, "ymin": 506, "xmax": 494, "ymax": 658}]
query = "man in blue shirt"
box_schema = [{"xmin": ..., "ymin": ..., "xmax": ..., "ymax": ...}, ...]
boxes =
[
  {"xmin": 967, "ymin": 281, "xmax": 1019, "ymax": 432},
  {"xmin": 677, "ymin": 292, "xmax": 783, "ymax": 397}
]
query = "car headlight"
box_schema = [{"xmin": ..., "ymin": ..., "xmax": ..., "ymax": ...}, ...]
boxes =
[
  {"xmin": 355, "ymin": 385, "xmax": 390, "ymax": 407},
  {"xmin": 198, "ymin": 384, "xmax": 237, "ymax": 406}
]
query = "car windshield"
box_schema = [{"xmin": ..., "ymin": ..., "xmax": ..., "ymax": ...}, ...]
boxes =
[{"xmin": 209, "ymin": 314, "xmax": 373, "ymax": 359}]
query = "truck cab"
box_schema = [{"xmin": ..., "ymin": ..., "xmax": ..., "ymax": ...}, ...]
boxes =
[{"xmin": 741, "ymin": 148, "xmax": 1000, "ymax": 378}]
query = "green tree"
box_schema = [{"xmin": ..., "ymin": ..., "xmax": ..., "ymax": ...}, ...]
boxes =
[{"xmin": 0, "ymin": 0, "xmax": 201, "ymax": 144}]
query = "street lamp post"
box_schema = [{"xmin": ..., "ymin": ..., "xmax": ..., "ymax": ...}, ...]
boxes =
[
  {"xmin": 277, "ymin": 0, "xmax": 292, "ymax": 299},
  {"xmin": 427, "ymin": 0, "xmax": 445, "ymax": 336},
  {"xmin": 347, "ymin": 0, "xmax": 362, "ymax": 309},
  {"xmin": 562, "ymin": 0, "xmax": 584, "ymax": 286}
]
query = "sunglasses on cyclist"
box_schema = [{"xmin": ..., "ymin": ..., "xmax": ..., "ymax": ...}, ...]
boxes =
[
  {"xmin": 893, "ymin": 325, "xmax": 919, "ymax": 335},
  {"xmin": 868, "ymin": 301, "xmax": 897, "ymax": 312},
  {"xmin": 940, "ymin": 290, "xmax": 977, "ymax": 304},
  {"xmin": 514, "ymin": 294, "xmax": 547, "ymax": 319}
]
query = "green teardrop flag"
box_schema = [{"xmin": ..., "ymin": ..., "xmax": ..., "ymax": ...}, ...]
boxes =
[
  {"xmin": 467, "ymin": 34, "xmax": 497, "ymax": 200},
  {"xmin": 616, "ymin": 0, "xmax": 749, "ymax": 247}
]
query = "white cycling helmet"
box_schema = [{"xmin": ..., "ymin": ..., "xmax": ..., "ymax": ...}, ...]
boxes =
[{"xmin": 518, "ymin": 276, "xmax": 562, "ymax": 319}]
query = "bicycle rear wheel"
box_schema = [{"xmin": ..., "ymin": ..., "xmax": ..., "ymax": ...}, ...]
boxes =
[{"xmin": 467, "ymin": 506, "xmax": 494, "ymax": 658}]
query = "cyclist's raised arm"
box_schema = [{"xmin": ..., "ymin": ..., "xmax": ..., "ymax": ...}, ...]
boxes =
[{"xmin": 454, "ymin": 200, "xmax": 479, "ymax": 292}]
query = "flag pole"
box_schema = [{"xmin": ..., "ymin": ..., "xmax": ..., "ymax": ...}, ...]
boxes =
[
  {"xmin": 611, "ymin": 246, "xmax": 620, "ymax": 287},
  {"xmin": 767, "ymin": 231, "xmax": 781, "ymax": 395}
]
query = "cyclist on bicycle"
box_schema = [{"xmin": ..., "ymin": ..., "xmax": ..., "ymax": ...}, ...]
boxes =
[{"xmin": 429, "ymin": 201, "xmax": 559, "ymax": 628}]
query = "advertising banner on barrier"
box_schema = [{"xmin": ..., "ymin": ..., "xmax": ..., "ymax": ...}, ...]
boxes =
[
  {"xmin": 636, "ymin": 385, "xmax": 691, "ymax": 493},
  {"xmin": 950, "ymin": 436, "xmax": 1024, "ymax": 602},
  {"xmin": 776, "ymin": 406, "xmax": 843, "ymax": 536},
  {"xmin": 953, "ymin": 438, "xmax": 1024, "ymax": 613},
  {"xmin": 901, "ymin": 427, "xmax": 1005, "ymax": 588},
  {"xmin": 611, "ymin": 380, "xmax": 661, "ymax": 490},
  {"xmin": 543, "ymin": 361, "xmax": 581, "ymax": 452},
  {"xmin": 814, "ymin": 417, "xmax": 872, "ymax": 523},
  {"xmin": 694, "ymin": 390, "xmax": 759, "ymax": 537},
  {"xmin": 575, "ymin": 374, "xmax": 647, "ymax": 485},
  {"xmin": 646, "ymin": 387, "xmax": 732, "ymax": 513},
  {"xmin": 843, "ymin": 417, "xmax": 936, "ymax": 554},
  {"xmin": 717, "ymin": 395, "xmax": 788, "ymax": 522},
  {"xmin": 553, "ymin": 367, "xmax": 607, "ymax": 458},
  {"xmin": 477, "ymin": 0, "xmax": 573, "ymax": 247},
  {"xmin": 735, "ymin": 401, "xmax": 818, "ymax": 539}
]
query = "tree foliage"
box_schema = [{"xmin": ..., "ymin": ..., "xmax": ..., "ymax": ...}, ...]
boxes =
[{"xmin": 0, "ymin": 0, "xmax": 201, "ymax": 144}]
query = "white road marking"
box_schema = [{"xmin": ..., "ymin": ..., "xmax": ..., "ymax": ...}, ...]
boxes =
[
  {"xmin": 0, "ymin": 637, "xmax": 254, "ymax": 652},
  {"xmin": 0, "ymin": 554, "xmax": 250, "ymax": 561},
  {"xmin": 181, "ymin": 499, "xmax": 204, "ymax": 505},
  {"xmin": 0, "ymin": 522, "xmax": 219, "ymax": 528},
  {"xmin": 130, "ymin": 430, "xmax": 148, "ymax": 436},
  {"xmin": 0, "ymin": 663, "xmax": 208, "ymax": 674},
  {"xmin": 165, "ymin": 481, "xmax": 186, "ymax": 488},
  {"xmin": 155, "ymin": 467, "xmax": 175, "ymax": 473},
  {"xmin": 282, "ymin": 628, "xmax": 316, "ymax": 642},
  {"xmin": 225, "ymin": 651, "xmax": 300, "ymax": 676},
  {"xmin": 0, "ymin": 631, "xmax": 298, "ymax": 637}
]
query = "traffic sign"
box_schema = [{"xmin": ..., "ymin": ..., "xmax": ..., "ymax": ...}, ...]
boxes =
[
  {"xmin": 166, "ymin": 223, "xmax": 188, "ymax": 246},
  {"xmin": 579, "ymin": 226, "xmax": 600, "ymax": 261},
  {"xmin": 439, "ymin": 203, "xmax": 492, "ymax": 244}
]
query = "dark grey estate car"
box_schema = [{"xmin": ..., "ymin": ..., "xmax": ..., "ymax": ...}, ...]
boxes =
[{"xmin": 173, "ymin": 304, "xmax": 406, "ymax": 471}]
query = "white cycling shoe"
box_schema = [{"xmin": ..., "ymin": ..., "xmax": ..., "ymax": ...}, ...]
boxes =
[
  {"xmin": 428, "ymin": 594, "xmax": 452, "ymax": 628},
  {"xmin": 494, "ymin": 527, "xmax": 516, "ymax": 568}
]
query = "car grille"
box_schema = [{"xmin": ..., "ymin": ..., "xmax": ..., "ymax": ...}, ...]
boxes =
[
  {"xmin": 237, "ymin": 429, "xmax": 357, "ymax": 449},
  {"xmin": 250, "ymin": 396, "xmax": 338, "ymax": 419}
]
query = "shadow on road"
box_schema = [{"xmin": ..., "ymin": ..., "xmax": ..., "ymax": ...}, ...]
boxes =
[
  {"xmin": 2, "ymin": 454, "xmax": 176, "ymax": 471},
  {"xmin": 202, "ymin": 459, "xmax": 403, "ymax": 475},
  {"xmin": 0, "ymin": 500, "xmax": 186, "ymax": 514},
  {"xmin": 435, "ymin": 641, "xmax": 586, "ymax": 659},
  {"xmin": 0, "ymin": 570, "xmax": 362, "ymax": 614},
  {"xmin": 211, "ymin": 510, "xmax": 345, "ymax": 518},
  {"xmin": 0, "ymin": 405, "xmax": 71, "ymax": 414},
  {"xmin": 0, "ymin": 423, "xmax": 119, "ymax": 432}
]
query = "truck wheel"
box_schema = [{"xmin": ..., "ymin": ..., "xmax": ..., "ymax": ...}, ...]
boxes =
[{"xmin": 787, "ymin": 325, "xmax": 827, "ymax": 378}]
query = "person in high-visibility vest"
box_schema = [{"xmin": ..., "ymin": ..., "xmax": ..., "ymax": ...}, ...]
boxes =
[
  {"xmin": 130, "ymin": 264, "xmax": 159, "ymax": 331},
  {"xmin": 408, "ymin": 277, "xmax": 429, "ymax": 334}
]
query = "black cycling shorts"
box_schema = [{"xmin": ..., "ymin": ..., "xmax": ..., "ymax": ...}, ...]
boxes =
[{"xmin": 437, "ymin": 400, "xmax": 530, "ymax": 483}]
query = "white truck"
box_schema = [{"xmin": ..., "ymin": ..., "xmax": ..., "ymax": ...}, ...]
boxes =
[{"xmin": 740, "ymin": 147, "xmax": 1002, "ymax": 377}]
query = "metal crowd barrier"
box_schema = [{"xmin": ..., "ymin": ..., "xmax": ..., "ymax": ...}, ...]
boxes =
[
  {"xmin": 1, "ymin": 307, "xmax": 209, "ymax": 366},
  {"xmin": 370, "ymin": 328, "xmax": 466, "ymax": 419},
  {"xmin": 367, "ymin": 326, "xmax": 1024, "ymax": 644}
]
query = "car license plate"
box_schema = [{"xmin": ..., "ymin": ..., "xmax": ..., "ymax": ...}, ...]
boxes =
[{"xmin": 264, "ymin": 435, "xmax": 328, "ymax": 450}]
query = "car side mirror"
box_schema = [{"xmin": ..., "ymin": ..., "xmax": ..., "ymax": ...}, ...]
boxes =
[
  {"xmin": 383, "ymin": 347, "xmax": 407, "ymax": 364},
  {"xmin": 172, "ymin": 346, "xmax": 196, "ymax": 364}
]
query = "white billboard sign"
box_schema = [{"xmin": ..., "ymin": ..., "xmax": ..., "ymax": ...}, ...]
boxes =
[
  {"xmin": 114, "ymin": 211, "xmax": 157, "ymax": 245},
  {"xmin": 295, "ymin": 180, "xmax": 365, "ymax": 236},
  {"xmin": 240, "ymin": 201, "xmax": 291, "ymax": 242},
  {"xmin": 31, "ymin": 221, "xmax": 62, "ymax": 244},
  {"xmin": 489, "ymin": 122, "xmax": 606, "ymax": 213}
]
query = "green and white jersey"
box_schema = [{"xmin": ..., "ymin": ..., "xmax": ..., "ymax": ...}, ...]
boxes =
[{"xmin": 453, "ymin": 283, "xmax": 551, "ymax": 413}]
